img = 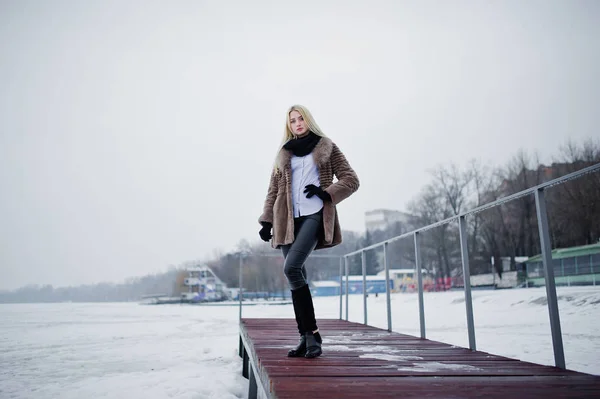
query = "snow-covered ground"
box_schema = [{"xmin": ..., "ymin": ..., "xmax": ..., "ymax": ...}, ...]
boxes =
[{"xmin": 1, "ymin": 286, "xmax": 599, "ymax": 399}]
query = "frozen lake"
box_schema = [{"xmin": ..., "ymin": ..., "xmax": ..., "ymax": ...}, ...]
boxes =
[{"xmin": 1, "ymin": 286, "xmax": 599, "ymax": 398}]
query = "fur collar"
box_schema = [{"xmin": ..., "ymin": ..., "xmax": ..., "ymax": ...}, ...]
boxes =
[{"xmin": 277, "ymin": 136, "xmax": 333, "ymax": 171}]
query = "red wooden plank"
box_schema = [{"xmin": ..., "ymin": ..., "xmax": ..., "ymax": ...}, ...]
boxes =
[
  {"xmin": 263, "ymin": 364, "xmax": 574, "ymax": 377},
  {"xmin": 272, "ymin": 376, "xmax": 600, "ymax": 399},
  {"xmin": 259, "ymin": 359, "xmax": 552, "ymax": 368},
  {"xmin": 258, "ymin": 353, "xmax": 509, "ymax": 361}
]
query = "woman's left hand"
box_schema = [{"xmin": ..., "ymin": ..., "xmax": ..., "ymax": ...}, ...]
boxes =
[{"xmin": 303, "ymin": 184, "xmax": 332, "ymax": 202}]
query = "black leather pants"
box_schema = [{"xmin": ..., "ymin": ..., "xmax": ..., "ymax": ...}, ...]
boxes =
[{"xmin": 281, "ymin": 211, "xmax": 322, "ymax": 290}]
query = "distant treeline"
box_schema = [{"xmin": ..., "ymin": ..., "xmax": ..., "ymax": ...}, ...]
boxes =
[
  {"xmin": 2, "ymin": 139, "xmax": 598, "ymax": 303},
  {"xmin": 396, "ymin": 138, "xmax": 600, "ymax": 281},
  {"xmin": 0, "ymin": 269, "xmax": 181, "ymax": 304}
]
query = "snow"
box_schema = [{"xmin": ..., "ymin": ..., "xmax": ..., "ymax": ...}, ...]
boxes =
[
  {"xmin": 0, "ymin": 303, "xmax": 247, "ymax": 399},
  {"xmin": 396, "ymin": 362, "xmax": 482, "ymax": 372},
  {"xmin": 1, "ymin": 286, "xmax": 599, "ymax": 398}
]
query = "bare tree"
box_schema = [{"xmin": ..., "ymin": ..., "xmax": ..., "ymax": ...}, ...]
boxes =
[
  {"xmin": 408, "ymin": 162, "xmax": 474, "ymax": 283},
  {"xmin": 548, "ymin": 139, "xmax": 600, "ymax": 246}
]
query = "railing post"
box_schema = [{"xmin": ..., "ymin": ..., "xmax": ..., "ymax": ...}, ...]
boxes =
[
  {"xmin": 239, "ymin": 253, "xmax": 243, "ymax": 321},
  {"xmin": 591, "ymin": 254, "xmax": 594, "ymax": 275},
  {"xmin": 383, "ymin": 242, "xmax": 392, "ymax": 332},
  {"xmin": 248, "ymin": 364, "xmax": 258, "ymax": 399},
  {"xmin": 339, "ymin": 256, "xmax": 344, "ymax": 320},
  {"xmin": 458, "ymin": 216, "xmax": 477, "ymax": 351},
  {"xmin": 345, "ymin": 256, "xmax": 349, "ymax": 321},
  {"xmin": 362, "ymin": 250, "xmax": 368, "ymax": 325},
  {"xmin": 535, "ymin": 188, "xmax": 566, "ymax": 369},
  {"xmin": 414, "ymin": 232, "xmax": 426, "ymax": 339},
  {"xmin": 242, "ymin": 345, "xmax": 249, "ymax": 378},
  {"xmin": 592, "ymin": 254, "xmax": 596, "ymax": 286}
]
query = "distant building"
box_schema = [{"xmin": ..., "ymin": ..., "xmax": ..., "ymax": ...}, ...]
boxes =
[
  {"xmin": 177, "ymin": 266, "xmax": 229, "ymax": 302},
  {"xmin": 376, "ymin": 268, "xmax": 434, "ymax": 292},
  {"xmin": 365, "ymin": 209, "xmax": 412, "ymax": 232},
  {"xmin": 310, "ymin": 276, "xmax": 393, "ymax": 296},
  {"xmin": 494, "ymin": 256, "xmax": 529, "ymax": 273},
  {"xmin": 525, "ymin": 242, "xmax": 600, "ymax": 287},
  {"xmin": 310, "ymin": 281, "xmax": 341, "ymax": 297}
]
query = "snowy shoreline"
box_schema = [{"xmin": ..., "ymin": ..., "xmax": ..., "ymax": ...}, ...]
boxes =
[{"xmin": 1, "ymin": 286, "xmax": 598, "ymax": 398}]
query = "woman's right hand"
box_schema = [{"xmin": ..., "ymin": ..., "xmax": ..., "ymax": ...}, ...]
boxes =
[{"xmin": 259, "ymin": 222, "xmax": 272, "ymax": 242}]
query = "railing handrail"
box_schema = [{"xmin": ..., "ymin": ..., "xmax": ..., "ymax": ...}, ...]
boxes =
[
  {"xmin": 337, "ymin": 161, "xmax": 599, "ymax": 370},
  {"xmin": 344, "ymin": 162, "xmax": 600, "ymax": 258}
]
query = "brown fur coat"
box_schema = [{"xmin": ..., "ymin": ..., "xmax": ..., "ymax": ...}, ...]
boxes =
[{"xmin": 258, "ymin": 137, "xmax": 359, "ymax": 249}]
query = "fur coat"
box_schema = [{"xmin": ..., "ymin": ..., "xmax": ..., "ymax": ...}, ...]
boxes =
[{"xmin": 258, "ymin": 137, "xmax": 359, "ymax": 249}]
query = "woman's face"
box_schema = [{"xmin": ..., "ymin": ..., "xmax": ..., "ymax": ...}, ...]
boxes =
[{"xmin": 289, "ymin": 110, "xmax": 308, "ymax": 136}]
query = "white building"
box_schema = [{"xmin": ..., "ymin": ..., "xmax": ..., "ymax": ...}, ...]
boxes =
[
  {"xmin": 365, "ymin": 209, "xmax": 412, "ymax": 232},
  {"xmin": 376, "ymin": 268, "xmax": 432, "ymax": 292},
  {"xmin": 181, "ymin": 266, "xmax": 228, "ymax": 302}
]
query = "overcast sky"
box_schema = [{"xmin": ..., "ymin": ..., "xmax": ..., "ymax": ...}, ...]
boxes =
[{"xmin": 1, "ymin": 0, "xmax": 598, "ymax": 291}]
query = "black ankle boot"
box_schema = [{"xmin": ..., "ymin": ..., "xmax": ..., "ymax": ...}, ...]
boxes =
[
  {"xmin": 304, "ymin": 332, "xmax": 322, "ymax": 359},
  {"xmin": 287, "ymin": 334, "xmax": 306, "ymax": 357},
  {"xmin": 288, "ymin": 289, "xmax": 306, "ymax": 357}
]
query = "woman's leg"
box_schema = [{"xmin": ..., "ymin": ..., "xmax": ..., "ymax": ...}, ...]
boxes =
[
  {"xmin": 282, "ymin": 215, "xmax": 319, "ymax": 290},
  {"xmin": 281, "ymin": 215, "xmax": 319, "ymax": 357},
  {"xmin": 281, "ymin": 247, "xmax": 307, "ymax": 289},
  {"xmin": 282, "ymin": 212, "xmax": 323, "ymax": 358}
]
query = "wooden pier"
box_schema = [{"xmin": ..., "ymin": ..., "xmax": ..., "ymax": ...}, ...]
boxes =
[{"xmin": 239, "ymin": 318, "xmax": 600, "ymax": 399}]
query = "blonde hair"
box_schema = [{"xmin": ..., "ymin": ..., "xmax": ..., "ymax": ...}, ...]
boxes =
[{"xmin": 274, "ymin": 105, "xmax": 327, "ymax": 170}]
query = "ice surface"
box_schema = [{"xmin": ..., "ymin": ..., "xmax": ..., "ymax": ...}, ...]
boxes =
[
  {"xmin": 1, "ymin": 286, "xmax": 599, "ymax": 398},
  {"xmin": 0, "ymin": 303, "xmax": 247, "ymax": 399}
]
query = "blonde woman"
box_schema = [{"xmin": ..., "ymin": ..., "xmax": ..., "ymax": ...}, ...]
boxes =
[{"xmin": 258, "ymin": 105, "xmax": 359, "ymax": 358}]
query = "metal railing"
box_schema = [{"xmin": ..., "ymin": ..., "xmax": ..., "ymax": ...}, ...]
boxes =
[
  {"xmin": 339, "ymin": 162, "xmax": 600, "ymax": 370},
  {"xmin": 238, "ymin": 162, "xmax": 599, "ymax": 369}
]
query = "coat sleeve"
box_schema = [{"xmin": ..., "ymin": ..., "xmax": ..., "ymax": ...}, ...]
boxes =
[
  {"xmin": 258, "ymin": 168, "xmax": 280, "ymax": 225},
  {"xmin": 324, "ymin": 143, "xmax": 359, "ymax": 205}
]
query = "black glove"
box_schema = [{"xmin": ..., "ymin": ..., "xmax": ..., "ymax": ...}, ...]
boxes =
[
  {"xmin": 259, "ymin": 222, "xmax": 272, "ymax": 242},
  {"xmin": 303, "ymin": 184, "xmax": 332, "ymax": 202}
]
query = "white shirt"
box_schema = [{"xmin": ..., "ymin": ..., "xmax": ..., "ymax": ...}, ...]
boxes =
[{"xmin": 290, "ymin": 153, "xmax": 323, "ymax": 217}]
